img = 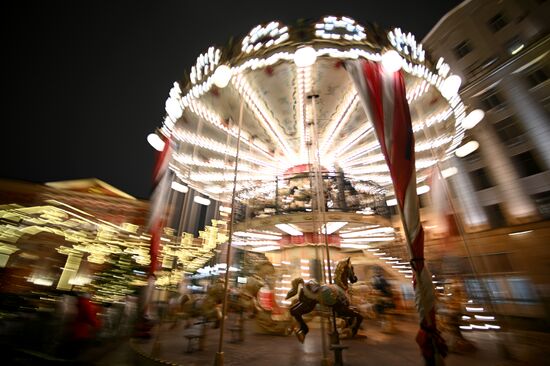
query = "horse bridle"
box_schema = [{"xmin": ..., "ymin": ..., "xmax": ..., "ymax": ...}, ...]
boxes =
[{"xmin": 348, "ymin": 264, "xmax": 358, "ymax": 284}]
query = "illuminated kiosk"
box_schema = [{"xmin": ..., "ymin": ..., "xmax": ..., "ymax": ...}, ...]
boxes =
[{"xmin": 148, "ymin": 16, "xmax": 478, "ymax": 366}]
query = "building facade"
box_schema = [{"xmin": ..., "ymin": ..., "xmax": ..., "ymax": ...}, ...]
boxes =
[
  {"xmin": 423, "ymin": 0, "xmax": 550, "ymax": 230},
  {"xmin": 421, "ymin": 0, "xmax": 550, "ymax": 323}
]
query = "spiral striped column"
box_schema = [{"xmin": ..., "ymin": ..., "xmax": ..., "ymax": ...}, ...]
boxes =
[{"xmin": 347, "ymin": 59, "xmax": 447, "ymax": 365}]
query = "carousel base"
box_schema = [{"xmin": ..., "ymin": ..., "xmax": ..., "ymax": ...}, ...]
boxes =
[{"xmin": 129, "ymin": 314, "xmax": 515, "ymax": 366}]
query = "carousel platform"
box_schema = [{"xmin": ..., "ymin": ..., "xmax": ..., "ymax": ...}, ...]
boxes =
[{"xmin": 128, "ymin": 314, "xmax": 540, "ymax": 366}]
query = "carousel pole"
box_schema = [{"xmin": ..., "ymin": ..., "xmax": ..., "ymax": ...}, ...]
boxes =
[
  {"xmin": 306, "ymin": 94, "xmax": 331, "ymax": 366},
  {"xmin": 310, "ymin": 94, "xmax": 346, "ymax": 366},
  {"xmin": 136, "ymin": 132, "xmax": 173, "ymax": 340},
  {"xmin": 152, "ymin": 183, "xmax": 176, "ymax": 357},
  {"xmin": 214, "ymin": 98, "xmax": 245, "ymax": 366}
]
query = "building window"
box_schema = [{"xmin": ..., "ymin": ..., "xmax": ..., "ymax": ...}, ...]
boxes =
[
  {"xmin": 526, "ymin": 68, "xmax": 549, "ymax": 88},
  {"xmin": 506, "ymin": 37, "xmax": 524, "ymax": 55},
  {"xmin": 480, "ymin": 88, "xmax": 505, "ymax": 110},
  {"xmin": 484, "ymin": 203, "xmax": 507, "ymax": 228},
  {"xmin": 531, "ymin": 190, "xmax": 550, "ymax": 219},
  {"xmin": 454, "ymin": 40, "xmax": 472, "ymax": 59},
  {"xmin": 469, "ymin": 168, "xmax": 493, "ymax": 190},
  {"xmin": 463, "ymin": 148, "xmax": 482, "ymax": 164},
  {"xmin": 494, "ymin": 116, "xmax": 525, "ymax": 145},
  {"xmin": 508, "ymin": 277, "xmax": 538, "ymax": 304},
  {"xmin": 465, "ymin": 278, "xmax": 486, "ymax": 300},
  {"xmin": 483, "ymin": 278, "xmax": 507, "ymax": 302},
  {"xmin": 511, "ymin": 151, "xmax": 542, "ymax": 177},
  {"xmin": 488, "ymin": 13, "xmax": 508, "ymax": 32}
]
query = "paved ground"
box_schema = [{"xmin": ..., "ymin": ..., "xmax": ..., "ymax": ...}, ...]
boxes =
[{"xmin": 127, "ymin": 314, "xmax": 549, "ymax": 366}]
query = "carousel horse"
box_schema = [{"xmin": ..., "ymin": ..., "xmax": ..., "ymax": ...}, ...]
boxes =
[
  {"xmin": 286, "ymin": 257, "xmax": 363, "ymax": 343},
  {"xmin": 177, "ymin": 280, "xmax": 225, "ymax": 328},
  {"xmin": 175, "ymin": 276, "xmax": 263, "ymax": 329}
]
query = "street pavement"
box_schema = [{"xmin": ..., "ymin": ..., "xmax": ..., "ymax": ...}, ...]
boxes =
[{"xmin": 124, "ymin": 314, "xmax": 549, "ymax": 366}]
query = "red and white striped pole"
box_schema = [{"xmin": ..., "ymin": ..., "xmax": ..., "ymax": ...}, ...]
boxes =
[
  {"xmin": 135, "ymin": 132, "xmax": 173, "ymax": 338},
  {"xmin": 148, "ymin": 133, "xmax": 172, "ymax": 276},
  {"xmin": 347, "ymin": 59, "xmax": 448, "ymax": 366}
]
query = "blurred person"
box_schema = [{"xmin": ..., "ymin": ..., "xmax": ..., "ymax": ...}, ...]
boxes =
[
  {"xmin": 51, "ymin": 290, "xmax": 78, "ymax": 356},
  {"xmin": 65, "ymin": 291, "xmax": 101, "ymax": 362},
  {"xmin": 98, "ymin": 302, "xmax": 120, "ymax": 339},
  {"xmin": 117, "ymin": 294, "xmax": 138, "ymax": 336},
  {"xmin": 371, "ymin": 267, "xmax": 396, "ymax": 333},
  {"xmin": 440, "ymin": 279, "xmax": 476, "ymax": 353}
]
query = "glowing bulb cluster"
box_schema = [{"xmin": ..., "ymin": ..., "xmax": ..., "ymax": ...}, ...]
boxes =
[
  {"xmin": 190, "ymin": 47, "xmax": 221, "ymax": 84},
  {"xmin": 241, "ymin": 21, "xmax": 289, "ymax": 54},
  {"xmin": 314, "ymin": 16, "xmax": 366, "ymax": 41},
  {"xmin": 388, "ymin": 27, "xmax": 425, "ymax": 62}
]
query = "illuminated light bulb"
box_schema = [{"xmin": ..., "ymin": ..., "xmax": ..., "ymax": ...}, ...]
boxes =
[
  {"xmin": 219, "ymin": 205, "xmax": 232, "ymax": 214},
  {"xmin": 440, "ymin": 74, "xmax": 462, "ymax": 99},
  {"xmin": 213, "ymin": 65, "xmax": 232, "ymax": 88},
  {"xmin": 416, "ymin": 185, "xmax": 430, "ymax": 195},
  {"xmin": 381, "ymin": 50, "xmax": 403, "ymax": 73},
  {"xmin": 294, "ymin": 46, "xmax": 317, "ymax": 67},
  {"xmin": 462, "ymin": 109, "xmax": 485, "ymax": 129},
  {"xmin": 194, "ymin": 196, "xmax": 211, "ymax": 206},
  {"xmin": 455, "ymin": 140, "xmax": 479, "ymax": 157},
  {"xmin": 441, "ymin": 166, "xmax": 458, "ymax": 178},
  {"xmin": 171, "ymin": 181, "xmax": 189, "ymax": 193},
  {"xmin": 165, "ymin": 97, "xmax": 182, "ymax": 120},
  {"xmin": 275, "ymin": 223, "xmax": 303, "ymax": 236},
  {"xmin": 147, "ymin": 133, "xmax": 165, "ymax": 151}
]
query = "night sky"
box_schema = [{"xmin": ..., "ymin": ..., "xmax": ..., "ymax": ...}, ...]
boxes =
[{"xmin": 2, "ymin": 1, "xmax": 461, "ymax": 200}]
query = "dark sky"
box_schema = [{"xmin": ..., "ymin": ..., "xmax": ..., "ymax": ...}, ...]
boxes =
[{"xmin": 2, "ymin": 0, "xmax": 462, "ymax": 200}]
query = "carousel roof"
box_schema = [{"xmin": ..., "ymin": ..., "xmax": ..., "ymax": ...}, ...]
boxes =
[{"xmin": 154, "ymin": 16, "xmax": 471, "ymax": 204}]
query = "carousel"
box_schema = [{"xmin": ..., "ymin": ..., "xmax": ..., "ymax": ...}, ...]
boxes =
[{"xmin": 144, "ymin": 15, "xmax": 482, "ymax": 366}]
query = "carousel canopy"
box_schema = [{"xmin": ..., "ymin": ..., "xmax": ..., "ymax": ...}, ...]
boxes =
[{"xmin": 155, "ymin": 16, "xmax": 469, "ymax": 206}]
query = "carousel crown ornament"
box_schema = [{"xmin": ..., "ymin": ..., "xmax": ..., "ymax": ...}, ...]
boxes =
[{"xmin": 150, "ymin": 15, "xmax": 476, "ymax": 366}]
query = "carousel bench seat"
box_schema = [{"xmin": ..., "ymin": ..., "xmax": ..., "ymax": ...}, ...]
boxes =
[
  {"xmin": 183, "ymin": 328, "xmax": 203, "ymax": 353},
  {"xmin": 228, "ymin": 325, "xmax": 244, "ymax": 343}
]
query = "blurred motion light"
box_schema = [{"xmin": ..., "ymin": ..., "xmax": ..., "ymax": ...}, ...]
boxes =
[
  {"xmin": 386, "ymin": 198, "xmax": 397, "ymax": 206},
  {"xmin": 165, "ymin": 97, "xmax": 183, "ymax": 120},
  {"xmin": 340, "ymin": 243, "xmax": 371, "ymax": 249},
  {"xmin": 508, "ymin": 230, "xmax": 532, "ymax": 236},
  {"xmin": 147, "ymin": 133, "xmax": 165, "ymax": 151},
  {"xmin": 31, "ymin": 278, "xmax": 54, "ymax": 286},
  {"xmin": 275, "ymin": 223, "xmax": 303, "ymax": 236},
  {"xmin": 294, "ymin": 46, "xmax": 317, "ymax": 67},
  {"xmin": 219, "ymin": 205, "xmax": 232, "ymax": 214},
  {"xmin": 440, "ymin": 74, "xmax": 462, "ymax": 99},
  {"xmin": 234, "ymin": 231, "xmax": 282, "ymax": 240},
  {"xmin": 510, "ymin": 43, "xmax": 524, "ymax": 55},
  {"xmin": 194, "ymin": 196, "xmax": 211, "ymax": 206},
  {"xmin": 441, "ymin": 166, "xmax": 458, "ymax": 178},
  {"xmin": 251, "ymin": 245, "xmax": 280, "ymax": 252},
  {"xmin": 462, "ymin": 109, "xmax": 485, "ymax": 129},
  {"xmin": 340, "ymin": 227, "xmax": 394, "ymax": 238},
  {"xmin": 171, "ymin": 181, "xmax": 189, "ymax": 193},
  {"xmin": 213, "ymin": 65, "xmax": 232, "ymax": 88},
  {"xmin": 417, "ymin": 185, "xmax": 430, "ymax": 195},
  {"xmin": 381, "ymin": 50, "xmax": 403, "ymax": 73},
  {"xmin": 455, "ymin": 140, "xmax": 479, "ymax": 157},
  {"xmin": 321, "ymin": 221, "xmax": 348, "ymax": 235}
]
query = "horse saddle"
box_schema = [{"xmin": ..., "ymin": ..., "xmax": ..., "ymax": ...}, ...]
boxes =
[{"xmin": 303, "ymin": 280, "xmax": 321, "ymax": 300}]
